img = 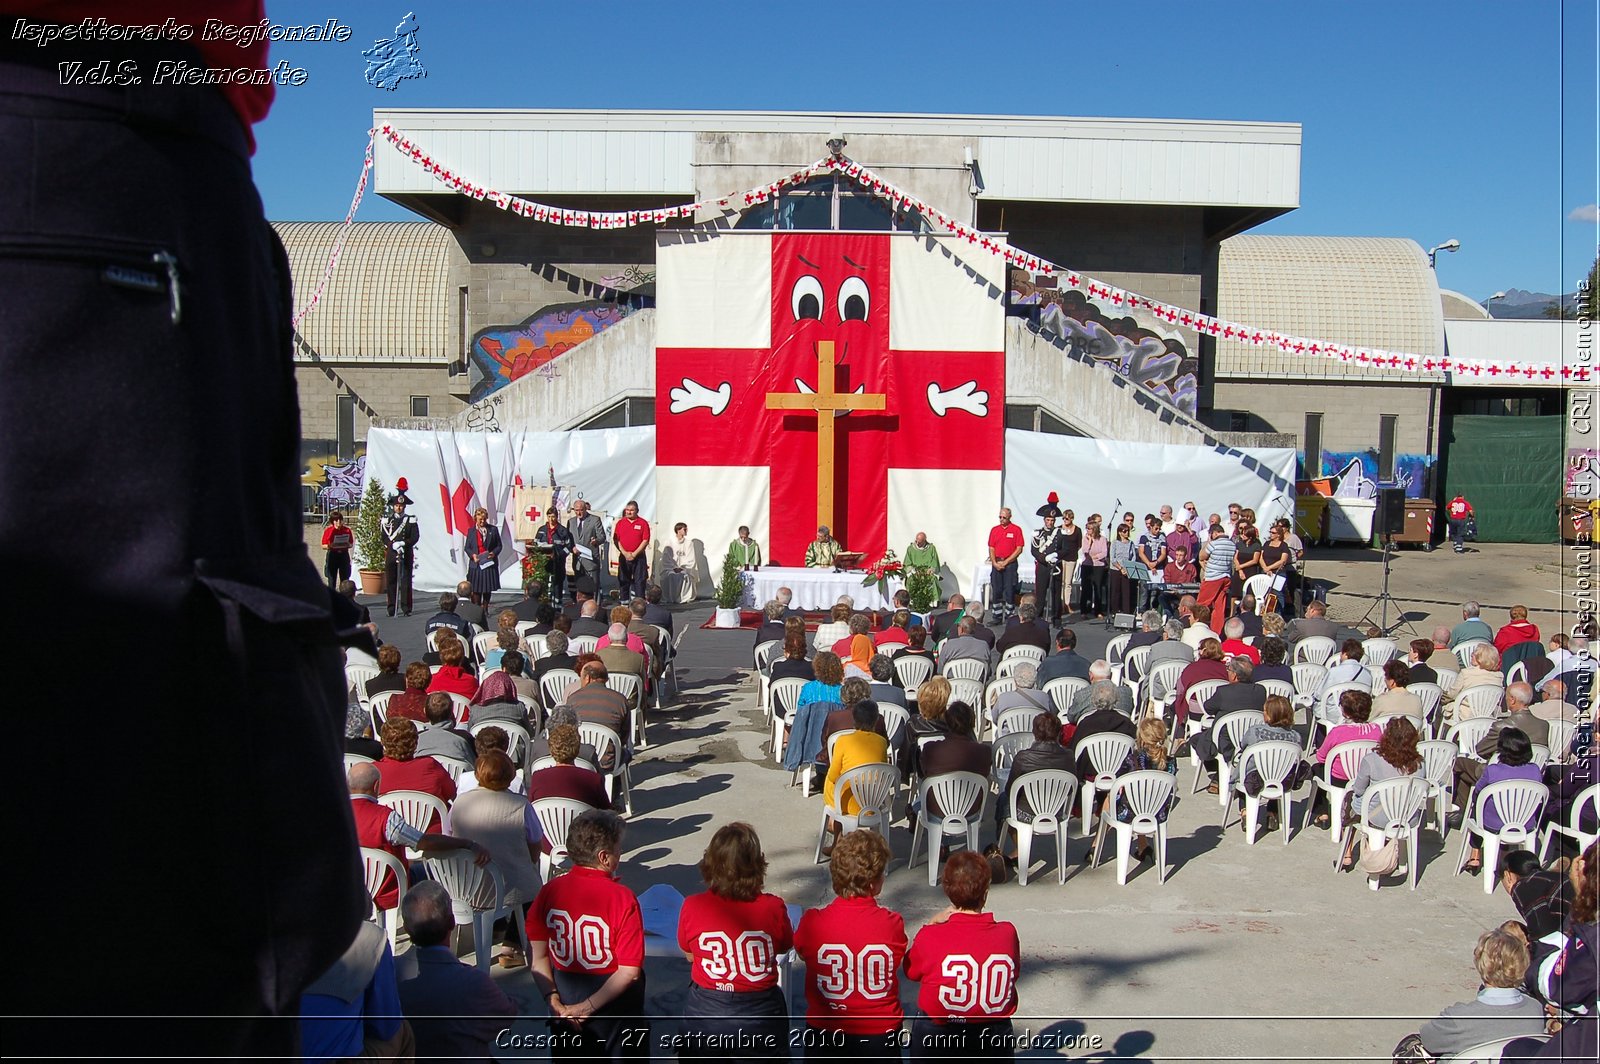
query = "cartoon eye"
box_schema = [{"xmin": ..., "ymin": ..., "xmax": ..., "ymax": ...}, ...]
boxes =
[
  {"xmin": 792, "ymin": 275, "xmax": 823, "ymax": 321},
  {"xmin": 839, "ymin": 276, "xmax": 869, "ymax": 322}
]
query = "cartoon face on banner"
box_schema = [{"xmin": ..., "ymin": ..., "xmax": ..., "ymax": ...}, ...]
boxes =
[{"xmin": 656, "ymin": 232, "xmax": 1005, "ymax": 568}]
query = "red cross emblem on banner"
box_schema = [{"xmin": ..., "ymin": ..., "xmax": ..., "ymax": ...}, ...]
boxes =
[{"xmin": 656, "ymin": 233, "xmax": 1004, "ymax": 567}]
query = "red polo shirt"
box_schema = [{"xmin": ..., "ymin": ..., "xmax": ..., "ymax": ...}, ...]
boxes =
[
  {"xmin": 614, "ymin": 517, "xmax": 651, "ymax": 555},
  {"xmin": 904, "ymin": 912, "xmax": 1019, "ymax": 1022},
  {"xmin": 988, "ymin": 523, "xmax": 1024, "ymax": 565},
  {"xmin": 527, "ymin": 865, "xmax": 644, "ymax": 974},
  {"xmin": 678, "ymin": 891, "xmax": 793, "ymax": 992},
  {"xmin": 794, "ymin": 896, "xmax": 907, "ymax": 1034}
]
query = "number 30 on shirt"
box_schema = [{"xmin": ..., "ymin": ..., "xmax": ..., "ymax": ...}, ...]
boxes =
[
  {"xmin": 938, "ymin": 954, "xmax": 1016, "ymax": 1014},
  {"xmin": 696, "ymin": 930, "xmax": 775, "ymax": 986},
  {"xmin": 814, "ymin": 944, "xmax": 897, "ymax": 1002},
  {"xmin": 546, "ymin": 909, "xmax": 614, "ymax": 970}
]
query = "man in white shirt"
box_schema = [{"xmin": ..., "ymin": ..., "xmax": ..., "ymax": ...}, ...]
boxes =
[
  {"xmin": 1181, "ymin": 603, "xmax": 1220, "ymax": 651},
  {"xmin": 1320, "ymin": 638, "xmax": 1372, "ymax": 699}
]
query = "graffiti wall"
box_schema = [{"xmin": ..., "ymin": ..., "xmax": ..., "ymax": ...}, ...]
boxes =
[
  {"xmin": 467, "ymin": 265, "xmax": 656, "ymax": 403},
  {"xmin": 1296, "ymin": 450, "xmax": 1432, "ymax": 499},
  {"xmin": 300, "ymin": 444, "xmax": 367, "ymax": 513},
  {"xmin": 1008, "ymin": 269, "xmax": 1200, "ymax": 417}
]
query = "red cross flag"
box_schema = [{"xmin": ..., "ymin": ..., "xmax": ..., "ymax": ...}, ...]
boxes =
[{"xmin": 654, "ymin": 232, "xmax": 1005, "ymax": 575}]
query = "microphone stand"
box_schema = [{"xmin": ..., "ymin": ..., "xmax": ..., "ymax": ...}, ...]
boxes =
[{"xmin": 1102, "ymin": 496, "xmax": 1122, "ymax": 631}]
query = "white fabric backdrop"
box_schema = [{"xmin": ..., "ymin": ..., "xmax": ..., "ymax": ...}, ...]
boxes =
[
  {"xmin": 363, "ymin": 426, "xmax": 657, "ymax": 594},
  {"xmin": 1001, "ymin": 431, "xmax": 1299, "ymax": 540}
]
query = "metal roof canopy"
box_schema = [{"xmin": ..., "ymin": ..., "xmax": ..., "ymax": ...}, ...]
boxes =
[{"xmin": 373, "ymin": 108, "xmax": 1300, "ymax": 222}]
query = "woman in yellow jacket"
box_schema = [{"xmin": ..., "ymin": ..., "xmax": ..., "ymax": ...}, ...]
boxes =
[{"xmin": 824, "ymin": 700, "xmax": 891, "ymax": 818}]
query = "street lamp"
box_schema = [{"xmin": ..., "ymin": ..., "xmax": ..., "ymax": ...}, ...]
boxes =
[
  {"xmin": 1427, "ymin": 240, "xmax": 1461, "ymax": 268},
  {"xmin": 1484, "ymin": 291, "xmax": 1505, "ymax": 316}
]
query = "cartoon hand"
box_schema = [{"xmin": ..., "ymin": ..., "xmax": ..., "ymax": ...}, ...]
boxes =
[
  {"xmin": 926, "ymin": 380, "xmax": 989, "ymax": 418},
  {"xmin": 668, "ymin": 378, "xmax": 731, "ymax": 416}
]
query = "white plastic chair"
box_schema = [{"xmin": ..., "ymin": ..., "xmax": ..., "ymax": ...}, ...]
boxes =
[
  {"xmin": 471, "ymin": 631, "xmax": 500, "ymax": 665},
  {"xmin": 1539, "ymin": 783, "xmax": 1598, "ymax": 861},
  {"xmin": 1206, "ymin": 710, "xmax": 1266, "ymax": 801},
  {"xmin": 1360, "ymin": 638, "xmax": 1399, "ymax": 666},
  {"xmin": 1225, "ymin": 740, "xmax": 1302, "ymax": 845},
  {"xmin": 996, "ymin": 706, "xmax": 1042, "ymax": 737},
  {"xmin": 344, "ymin": 752, "xmax": 376, "ymax": 771},
  {"xmin": 947, "ymin": 677, "xmax": 985, "ymax": 711},
  {"xmin": 1291, "ymin": 662, "xmax": 1328, "ymax": 700},
  {"xmin": 368, "ymin": 690, "xmax": 398, "ymax": 731},
  {"xmin": 984, "ymin": 677, "xmax": 1018, "ymax": 716},
  {"xmin": 1454, "ymin": 685, "xmax": 1504, "ymax": 721},
  {"xmin": 431, "ymin": 755, "xmax": 473, "ymax": 783},
  {"xmin": 1105, "ymin": 633, "xmax": 1131, "ymax": 665},
  {"xmin": 379, "ymin": 789, "xmax": 450, "ymax": 851},
  {"xmin": 1117, "ymin": 644, "xmax": 1152, "ymax": 688},
  {"xmin": 814, "ymin": 763, "xmax": 900, "ymax": 863},
  {"xmin": 423, "ymin": 852, "xmax": 529, "ymax": 969},
  {"xmin": 426, "ymin": 628, "xmax": 464, "ymax": 654},
  {"xmin": 567, "ymin": 635, "xmax": 600, "ymax": 656},
  {"xmin": 941, "ymin": 657, "xmax": 988, "ymax": 683},
  {"xmin": 1409, "ymin": 683, "xmax": 1444, "ymax": 735},
  {"xmin": 1446, "ymin": 717, "xmax": 1495, "ymax": 760},
  {"xmin": 1452, "ymin": 640, "xmax": 1491, "ymax": 669},
  {"xmin": 1006, "ymin": 769, "xmax": 1079, "ymax": 885},
  {"xmin": 908, "ymin": 771, "xmax": 987, "ymax": 886},
  {"xmin": 1545, "ymin": 718, "xmax": 1578, "ymax": 763},
  {"xmin": 360, "ymin": 847, "xmax": 408, "ymax": 952},
  {"xmin": 1181, "ymin": 679, "xmax": 1228, "ymax": 752},
  {"xmin": 1303, "ymin": 740, "xmax": 1377, "ymax": 840},
  {"xmin": 1455, "ymin": 778, "xmax": 1549, "ymax": 893},
  {"xmin": 1076, "ymin": 732, "xmax": 1136, "ymax": 836},
  {"xmin": 1433, "ymin": 666, "xmax": 1460, "ymax": 694},
  {"xmin": 998, "ymin": 645, "xmax": 1045, "ymax": 668},
  {"xmin": 768, "ymin": 677, "xmax": 809, "ymax": 763},
  {"xmin": 753, "ymin": 638, "xmax": 782, "ymax": 673},
  {"xmin": 530, "ymin": 797, "xmax": 592, "ymax": 879},
  {"xmin": 577, "ymin": 721, "xmax": 631, "ymax": 815},
  {"xmin": 1090, "ymin": 770, "xmax": 1176, "ymax": 885},
  {"xmin": 444, "ymin": 692, "xmax": 473, "ymax": 727},
  {"xmin": 346, "ymin": 663, "xmax": 380, "ymax": 705},
  {"xmin": 1293, "ymin": 636, "xmax": 1336, "ymax": 666},
  {"xmin": 1418, "ymin": 739, "xmax": 1460, "ymax": 837},
  {"xmin": 651, "ymin": 624, "xmax": 680, "ymax": 698},
  {"xmin": 529, "ymin": 755, "xmax": 598, "ymax": 775},
  {"xmin": 1350, "ymin": 775, "xmax": 1430, "ymax": 891},
  {"xmin": 1042, "ymin": 676, "xmax": 1089, "ymax": 715},
  {"xmin": 1529, "ymin": 744, "xmax": 1551, "ymax": 769},
  {"xmin": 1315, "ymin": 682, "xmax": 1371, "ymax": 727},
  {"xmin": 469, "ymin": 719, "xmax": 530, "ymax": 770},
  {"xmin": 1241, "ymin": 573, "xmax": 1272, "ymax": 613},
  {"xmin": 1504, "ymin": 661, "xmax": 1528, "ymax": 685},
  {"xmin": 880, "ymin": 703, "xmax": 913, "ymax": 764},
  {"xmin": 1139, "ymin": 660, "xmax": 1185, "ymax": 723},
  {"xmin": 1440, "ymin": 1035, "xmax": 1549, "ymax": 1063},
  {"xmin": 989, "ymin": 732, "xmax": 1032, "ymax": 793},
  {"xmin": 894, "ymin": 654, "xmax": 934, "ymax": 692},
  {"xmin": 1259, "ymin": 679, "xmax": 1295, "ymax": 703},
  {"xmin": 606, "ymin": 671, "xmax": 647, "ymax": 748},
  {"xmin": 540, "ymin": 669, "xmax": 580, "ymax": 709}
]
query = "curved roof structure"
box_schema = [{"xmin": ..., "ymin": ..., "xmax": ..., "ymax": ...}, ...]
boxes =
[
  {"xmin": 274, "ymin": 221, "xmax": 454, "ymax": 362},
  {"xmin": 1215, "ymin": 236, "xmax": 1444, "ymax": 381}
]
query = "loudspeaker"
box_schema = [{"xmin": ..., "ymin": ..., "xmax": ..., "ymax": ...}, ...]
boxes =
[
  {"xmin": 1112, "ymin": 612, "xmax": 1137, "ymax": 630},
  {"xmin": 1376, "ymin": 487, "xmax": 1407, "ymax": 536}
]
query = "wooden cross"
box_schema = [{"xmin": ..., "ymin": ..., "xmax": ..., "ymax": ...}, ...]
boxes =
[{"xmin": 766, "ymin": 341, "xmax": 887, "ymax": 533}]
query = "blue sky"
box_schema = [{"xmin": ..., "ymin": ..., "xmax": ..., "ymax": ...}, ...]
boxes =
[{"xmin": 254, "ymin": 0, "xmax": 1597, "ymax": 302}]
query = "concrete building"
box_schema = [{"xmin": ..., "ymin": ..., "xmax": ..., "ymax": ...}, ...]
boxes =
[{"xmin": 278, "ymin": 109, "xmax": 1582, "ymax": 539}]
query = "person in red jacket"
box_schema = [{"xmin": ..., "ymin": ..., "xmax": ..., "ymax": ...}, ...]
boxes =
[
  {"xmin": 321, "ymin": 510, "xmax": 355, "ymax": 591},
  {"xmin": 427, "ymin": 640, "xmax": 480, "ymax": 701},
  {"xmin": 794, "ymin": 829, "xmax": 907, "ymax": 1056},
  {"xmin": 526, "ymin": 810, "xmax": 648, "ymax": 1057},
  {"xmin": 1445, "ymin": 492, "xmax": 1474, "ymax": 553},
  {"xmin": 678, "ymin": 822, "xmax": 794, "ymax": 1060},
  {"xmin": 374, "ymin": 718, "xmax": 456, "ymax": 832},
  {"xmin": 904, "ymin": 850, "xmax": 1020, "ymax": 1058},
  {"xmin": 1492, "ymin": 604, "xmax": 1541, "ymax": 654},
  {"xmin": 347, "ymin": 762, "xmax": 484, "ymax": 910}
]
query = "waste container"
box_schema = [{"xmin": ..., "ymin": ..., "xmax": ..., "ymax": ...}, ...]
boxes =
[
  {"xmin": 1295, "ymin": 495, "xmax": 1330, "ymax": 546},
  {"xmin": 1390, "ymin": 497, "xmax": 1437, "ymax": 550}
]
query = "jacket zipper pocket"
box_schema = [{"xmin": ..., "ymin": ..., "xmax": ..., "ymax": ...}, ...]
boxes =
[{"xmin": 0, "ymin": 236, "xmax": 182, "ymax": 324}]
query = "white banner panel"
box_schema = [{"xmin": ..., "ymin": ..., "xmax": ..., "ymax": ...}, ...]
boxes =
[
  {"xmin": 1001, "ymin": 431, "xmax": 1299, "ymax": 538},
  {"xmin": 654, "ymin": 465, "xmax": 771, "ymax": 593},
  {"xmin": 655, "ymin": 233, "xmax": 771, "ymax": 349},
  {"xmin": 363, "ymin": 426, "xmax": 657, "ymax": 594},
  {"xmin": 888, "ymin": 467, "xmax": 1002, "ymax": 601},
  {"xmin": 889, "ymin": 236, "xmax": 1007, "ymax": 352}
]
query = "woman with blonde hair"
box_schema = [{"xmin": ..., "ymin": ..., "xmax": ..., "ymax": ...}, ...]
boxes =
[
  {"xmin": 1443, "ymin": 643, "xmax": 1505, "ymax": 722},
  {"xmin": 463, "ymin": 505, "xmax": 502, "ymax": 607},
  {"xmin": 900, "ymin": 675, "xmax": 952, "ymax": 778},
  {"xmin": 1391, "ymin": 929, "xmax": 1544, "ymax": 1062},
  {"xmin": 1113, "ymin": 718, "xmax": 1179, "ymax": 862}
]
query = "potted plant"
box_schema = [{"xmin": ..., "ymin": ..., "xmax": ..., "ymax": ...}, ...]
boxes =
[
  {"xmin": 712, "ymin": 547, "xmax": 747, "ymax": 628},
  {"xmin": 905, "ymin": 564, "xmax": 941, "ymax": 614},
  {"xmin": 353, "ymin": 475, "xmax": 388, "ymax": 596},
  {"xmin": 520, "ymin": 549, "xmax": 551, "ymax": 602}
]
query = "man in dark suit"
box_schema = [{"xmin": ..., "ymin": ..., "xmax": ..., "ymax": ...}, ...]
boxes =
[
  {"xmin": 424, "ymin": 592, "xmax": 473, "ymax": 641},
  {"xmin": 1185, "ymin": 657, "xmax": 1268, "ymax": 778},
  {"xmin": 561, "ymin": 588, "xmax": 593, "ymax": 623},
  {"xmin": 878, "ymin": 588, "xmax": 924, "ymax": 631},
  {"xmin": 994, "ymin": 709, "xmax": 1076, "ymax": 836},
  {"xmin": 937, "ymin": 617, "xmax": 993, "ymax": 671},
  {"xmin": 642, "ymin": 583, "xmax": 675, "ymax": 633},
  {"xmin": 1036, "ymin": 627, "xmax": 1091, "ymax": 685},
  {"xmin": 868, "ymin": 655, "xmax": 909, "ymax": 712},
  {"xmin": 1407, "ymin": 638, "xmax": 1440, "ymax": 686},
  {"xmin": 396, "ymin": 882, "xmax": 514, "ymax": 1060},
  {"xmin": 1124, "ymin": 610, "xmax": 1163, "ymax": 654},
  {"xmin": 929, "ymin": 594, "xmax": 968, "ymax": 643},
  {"xmin": 533, "ymin": 631, "xmax": 580, "ymax": 685},
  {"xmin": 453, "ymin": 580, "xmax": 489, "ymax": 631},
  {"xmin": 995, "ymin": 602, "xmax": 1051, "ymax": 656},
  {"xmin": 568, "ymin": 599, "xmax": 609, "ymax": 639}
]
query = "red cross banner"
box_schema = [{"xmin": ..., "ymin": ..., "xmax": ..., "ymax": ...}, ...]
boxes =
[
  {"xmin": 655, "ymin": 232, "xmax": 1006, "ymax": 581},
  {"xmin": 512, "ymin": 485, "xmax": 556, "ymax": 542}
]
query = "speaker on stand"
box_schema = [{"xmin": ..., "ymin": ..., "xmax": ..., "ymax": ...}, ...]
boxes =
[{"xmin": 1375, "ymin": 487, "xmax": 1407, "ymax": 538}]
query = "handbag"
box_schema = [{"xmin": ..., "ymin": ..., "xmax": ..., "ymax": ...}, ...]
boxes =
[{"xmin": 1356, "ymin": 835, "xmax": 1401, "ymax": 876}]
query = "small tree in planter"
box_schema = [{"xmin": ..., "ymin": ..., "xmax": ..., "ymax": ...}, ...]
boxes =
[
  {"xmin": 353, "ymin": 475, "xmax": 388, "ymax": 595},
  {"xmin": 712, "ymin": 548, "xmax": 746, "ymax": 628},
  {"xmin": 905, "ymin": 565, "xmax": 941, "ymax": 614}
]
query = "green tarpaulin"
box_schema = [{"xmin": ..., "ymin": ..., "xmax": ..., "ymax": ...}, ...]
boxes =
[{"xmin": 1442, "ymin": 415, "xmax": 1561, "ymax": 543}]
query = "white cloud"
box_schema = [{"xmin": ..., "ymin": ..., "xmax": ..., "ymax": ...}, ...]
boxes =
[{"xmin": 1569, "ymin": 203, "xmax": 1600, "ymax": 223}]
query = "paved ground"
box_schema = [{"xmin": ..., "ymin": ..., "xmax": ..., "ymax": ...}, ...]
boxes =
[{"xmin": 343, "ymin": 536, "xmax": 1590, "ymax": 1062}]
